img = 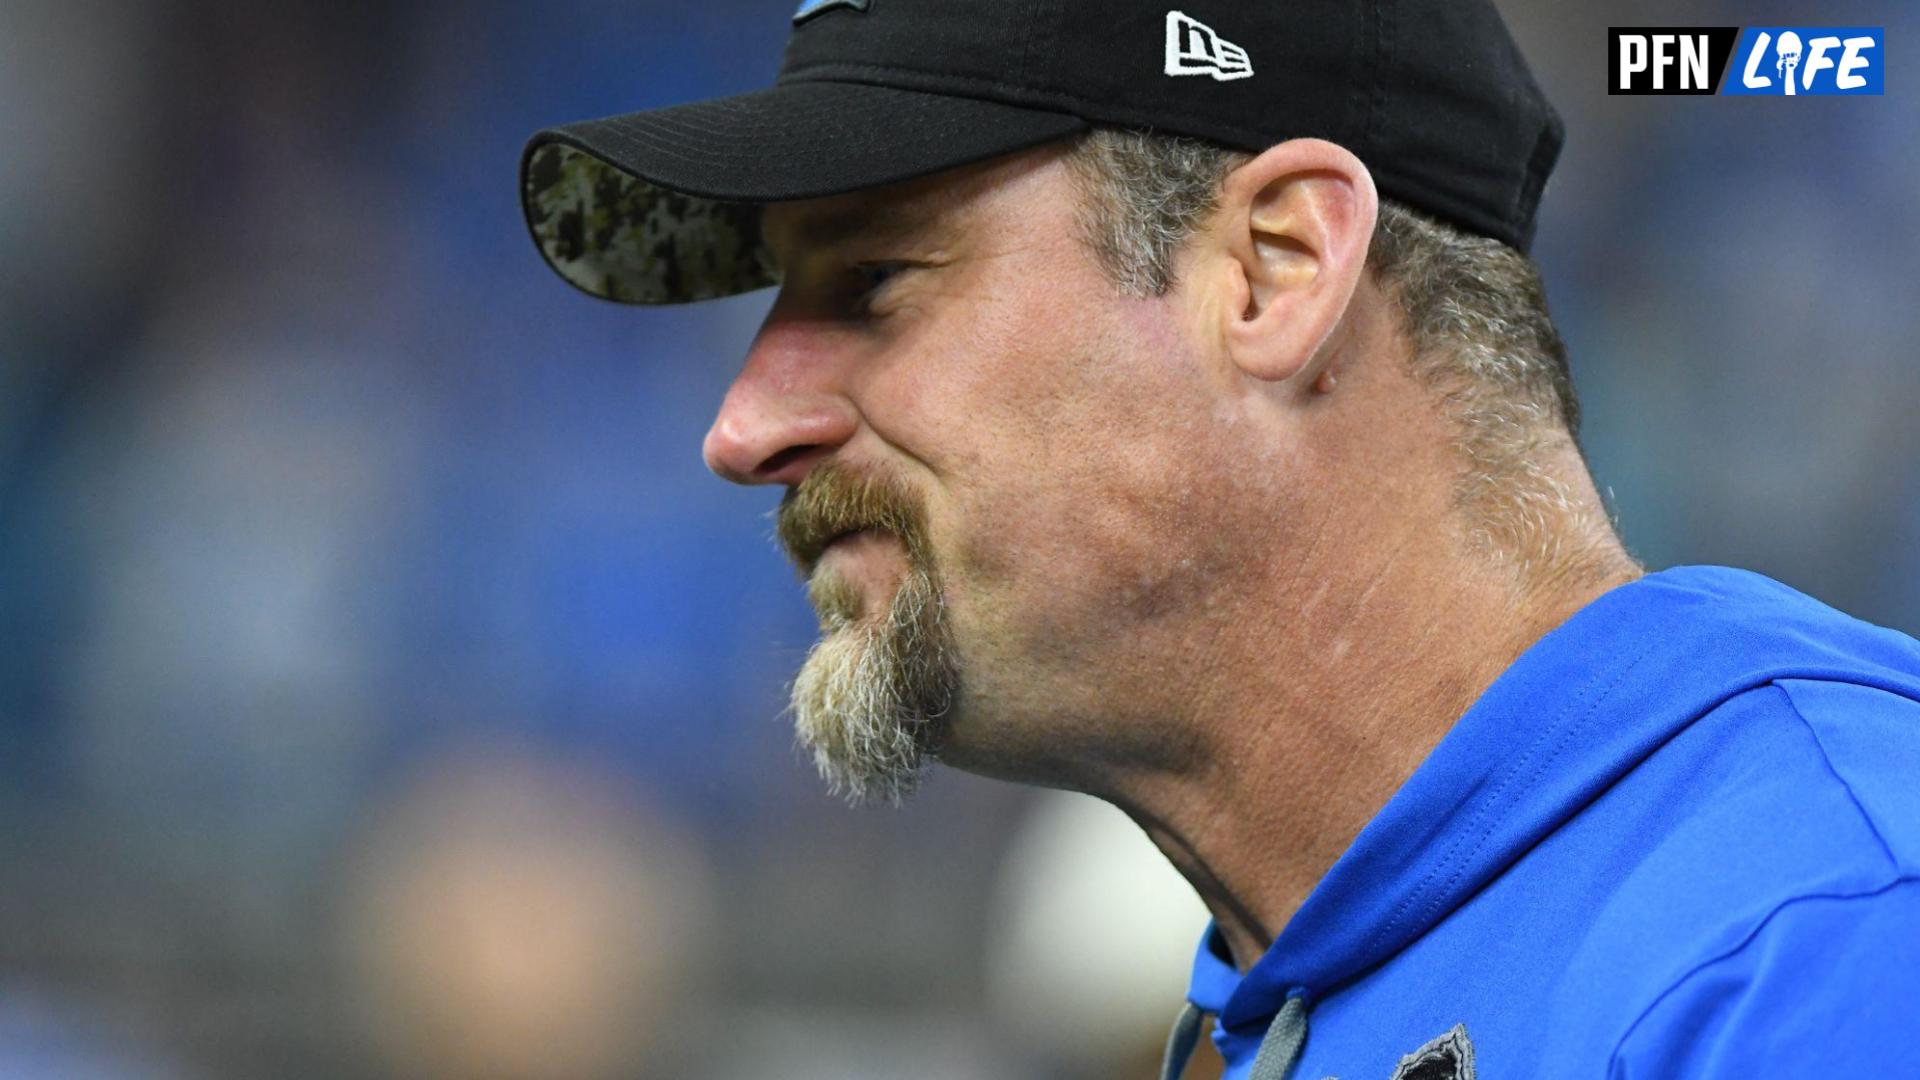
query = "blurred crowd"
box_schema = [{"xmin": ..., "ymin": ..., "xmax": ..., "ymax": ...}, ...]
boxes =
[{"xmin": 0, "ymin": 1, "xmax": 1914, "ymax": 1076}]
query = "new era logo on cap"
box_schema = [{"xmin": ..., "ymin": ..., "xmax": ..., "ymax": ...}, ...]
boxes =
[{"xmin": 1164, "ymin": 11, "xmax": 1253, "ymax": 81}]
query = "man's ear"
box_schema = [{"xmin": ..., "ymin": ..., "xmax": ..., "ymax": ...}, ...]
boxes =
[{"xmin": 1210, "ymin": 139, "xmax": 1378, "ymax": 384}]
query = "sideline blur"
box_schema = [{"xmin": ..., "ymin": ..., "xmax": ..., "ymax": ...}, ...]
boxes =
[{"xmin": 0, "ymin": 1, "xmax": 1915, "ymax": 1076}]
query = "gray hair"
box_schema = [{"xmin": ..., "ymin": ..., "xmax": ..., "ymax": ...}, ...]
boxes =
[{"xmin": 1062, "ymin": 127, "xmax": 1603, "ymax": 571}]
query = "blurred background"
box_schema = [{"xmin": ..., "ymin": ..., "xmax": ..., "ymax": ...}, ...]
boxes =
[{"xmin": 0, "ymin": 0, "xmax": 1914, "ymax": 1076}]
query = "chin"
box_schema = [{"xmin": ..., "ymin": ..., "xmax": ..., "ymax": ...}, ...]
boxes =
[{"xmin": 791, "ymin": 559, "xmax": 960, "ymax": 805}]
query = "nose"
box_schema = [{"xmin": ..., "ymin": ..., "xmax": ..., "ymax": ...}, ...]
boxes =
[{"xmin": 701, "ymin": 316, "xmax": 860, "ymax": 487}]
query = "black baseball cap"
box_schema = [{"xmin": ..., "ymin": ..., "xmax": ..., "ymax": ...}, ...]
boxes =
[{"xmin": 521, "ymin": 0, "xmax": 1562, "ymax": 305}]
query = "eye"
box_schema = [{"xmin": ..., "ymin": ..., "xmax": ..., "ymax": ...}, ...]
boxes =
[{"xmin": 847, "ymin": 260, "xmax": 915, "ymax": 311}]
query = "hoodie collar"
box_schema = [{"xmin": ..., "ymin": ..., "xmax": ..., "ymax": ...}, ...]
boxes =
[{"xmin": 1192, "ymin": 564, "xmax": 1920, "ymax": 1032}]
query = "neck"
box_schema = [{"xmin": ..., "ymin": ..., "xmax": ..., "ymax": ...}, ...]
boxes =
[{"xmin": 1095, "ymin": 515, "xmax": 1642, "ymax": 971}]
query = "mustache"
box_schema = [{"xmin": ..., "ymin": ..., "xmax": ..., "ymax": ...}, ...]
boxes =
[{"xmin": 775, "ymin": 460, "xmax": 933, "ymax": 576}]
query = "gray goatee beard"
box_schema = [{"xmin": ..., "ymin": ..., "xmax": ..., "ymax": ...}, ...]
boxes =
[{"xmin": 788, "ymin": 555, "xmax": 959, "ymax": 806}]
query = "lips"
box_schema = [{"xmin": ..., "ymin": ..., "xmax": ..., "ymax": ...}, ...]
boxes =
[
  {"xmin": 821, "ymin": 527, "xmax": 880, "ymax": 554},
  {"xmin": 793, "ymin": 527, "xmax": 867, "ymax": 574}
]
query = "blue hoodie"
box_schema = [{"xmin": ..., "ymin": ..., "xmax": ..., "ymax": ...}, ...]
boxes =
[{"xmin": 1183, "ymin": 565, "xmax": 1920, "ymax": 1078}]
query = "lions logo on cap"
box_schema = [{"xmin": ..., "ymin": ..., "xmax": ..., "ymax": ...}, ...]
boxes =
[{"xmin": 794, "ymin": 0, "xmax": 869, "ymax": 24}]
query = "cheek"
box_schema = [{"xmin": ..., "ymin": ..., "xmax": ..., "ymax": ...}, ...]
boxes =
[{"xmin": 937, "ymin": 295, "xmax": 1242, "ymax": 625}]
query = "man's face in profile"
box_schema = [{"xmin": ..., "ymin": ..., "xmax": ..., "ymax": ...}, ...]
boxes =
[{"xmin": 705, "ymin": 145, "xmax": 1269, "ymax": 803}]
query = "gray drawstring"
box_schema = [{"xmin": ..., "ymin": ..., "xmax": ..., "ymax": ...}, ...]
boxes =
[
  {"xmin": 1159, "ymin": 1003, "xmax": 1206, "ymax": 1080},
  {"xmin": 1248, "ymin": 995, "xmax": 1308, "ymax": 1080},
  {"xmin": 1159, "ymin": 995, "xmax": 1309, "ymax": 1080}
]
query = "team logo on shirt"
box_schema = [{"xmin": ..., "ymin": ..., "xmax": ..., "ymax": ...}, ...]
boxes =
[
  {"xmin": 1385, "ymin": 1024, "xmax": 1475, "ymax": 1080},
  {"xmin": 1315, "ymin": 1023, "xmax": 1476, "ymax": 1080}
]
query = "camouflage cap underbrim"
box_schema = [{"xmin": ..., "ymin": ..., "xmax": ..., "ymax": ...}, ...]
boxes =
[
  {"xmin": 519, "ymin": 81, "xmax": 1087, "ymax": 305},
  {"xmin": 522, "ymin": 142, "xmax": 776, "ymax": 305}
]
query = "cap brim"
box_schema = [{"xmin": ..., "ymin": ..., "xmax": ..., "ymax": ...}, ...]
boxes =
[{"xmin": 521, "ymin": 80, "xmax": 1088, "ymax": 305}]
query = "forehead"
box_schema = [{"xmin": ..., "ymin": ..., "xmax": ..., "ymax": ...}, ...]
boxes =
[{"xmin": 760, "ymin": 144, "xmax": 1073, "ymax": 265}]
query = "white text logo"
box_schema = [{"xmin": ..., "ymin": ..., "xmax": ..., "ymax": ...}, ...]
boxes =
[{"xmin": 1165, "ymin": 11, "xmax": 1253, "ymax": 81}]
